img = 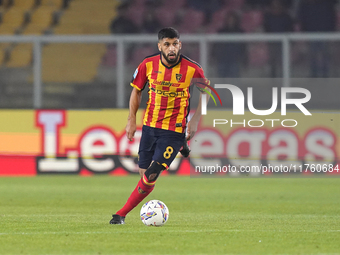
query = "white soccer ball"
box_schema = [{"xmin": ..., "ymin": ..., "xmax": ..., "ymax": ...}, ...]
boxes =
[{"xmin": 140, "ymin": 200, "xmax": 169, "ymax": 226}]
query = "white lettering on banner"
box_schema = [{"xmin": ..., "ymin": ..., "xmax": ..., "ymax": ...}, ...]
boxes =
[
  {"xmin": 80, "ymin": 128, "xmax": 117, "ymax": 172},
  {"xmin": 267, "ymin": 129, "xmax": 300, "ymax": 168},
  {"xmin": 36, "ymin": 110, "xmax": 182, "ymax": 174},
  {"xmin": 37, "ymin": 110, "xmax": 63, "ymax": 156},
  {"xmin": 190, "ymin": 130, "xmax": 224, "ymax": 168},
  {"xmin": 304, "ymin": 129, "xmax": 336, "ymax": 164},
  {"xmin": 35, "ymin": 110, "xmax": 337, "ymax": 174},
  {"xmin": 36, "ymin": 110, "xmax": 79, "ymax": 172},
  {"xmin": 190, "ymin": 127, "xmax": 337, "ymax": 172},
  {"xmin": 226, "ymin": 130, "xmax": 266, "ymax": 175}
]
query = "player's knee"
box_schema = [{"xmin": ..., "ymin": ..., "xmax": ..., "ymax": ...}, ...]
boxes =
[{"xmin": 144, "ymin": 161, "xmax": 166, "ymax": 182}]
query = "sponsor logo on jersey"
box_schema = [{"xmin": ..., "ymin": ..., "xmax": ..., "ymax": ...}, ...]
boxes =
[{"xmin": 150, "ymin": 88, "xmax": 185, "ymax": 97}]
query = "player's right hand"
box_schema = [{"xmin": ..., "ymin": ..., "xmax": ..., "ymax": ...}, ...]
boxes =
[
  {"xmin": 125, "ymin": 118, "xmax": 137, "ymax": 141},
  {"xmin": 180, "ymin": 140, "xmax": 190, "ymax": 157}
]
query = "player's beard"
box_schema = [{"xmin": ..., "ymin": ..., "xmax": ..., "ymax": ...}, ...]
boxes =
[{"xmin": 161, "ymin": 50, "xmax": 180, "ymax": 65}]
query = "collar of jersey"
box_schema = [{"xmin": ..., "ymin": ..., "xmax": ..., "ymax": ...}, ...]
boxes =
[{"xmin": 159, "ymin": 53, "xmax": 182, "ymax": 69}]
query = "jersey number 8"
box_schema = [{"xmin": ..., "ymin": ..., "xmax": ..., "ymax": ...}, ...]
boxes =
[{"xmin": 163, "ymin": 146, "xmax": 174, "ymax": 159}]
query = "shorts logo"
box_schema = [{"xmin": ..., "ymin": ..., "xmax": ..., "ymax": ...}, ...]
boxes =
[{"xmin": 176, "ymin": 73, "xmax": 182, "ymax": 82}]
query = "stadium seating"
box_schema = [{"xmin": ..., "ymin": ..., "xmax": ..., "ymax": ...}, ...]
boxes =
[
  {"xmin": 12, "ymin": 0, "xmax": 36, "ymax": 10},
  {"xmin": 40, "ymin": 0, "xmax": 118, "ymax": 82},
  {"xmin": 6, "ymin": 43, "xmax": 32, "ymax": 68},
  {"xmin": 41, "ymin": 43, "xmax": 106, "ymax": 82},
  {"xmin": 54, "ymin": 0, "xmax": 117, "ymax": 35},
  {"xmin": 0, "ymin": 0, "xmax": 11, "ymax": 8},
  {"xmin": 5, "ymin": 0, "xmax": 337, "ymax": 90},
  {"xmin": 40, "ymin": 0, "xmax": 64, "ymax": 8},
  {"xmin": 1, "ymin": 0, "xmax": 58, "ymax": 66},
  {"xmin": 0, "ymin": 24, "xmax": 19, "ymax": 34},
  {"xmin": 2, "ymin": 7, "xmax": 27, "ymax": 28},
  {"xmin": 0, "ymin": 0, "xmax": 118, "ymax": 82},
  {"xmin": 22, "ymin": 6, "xmax": 56, "ymax": 34},
  {"xmin": 0, "ymin": 43, "xmax": 8, "ymax": 64}
]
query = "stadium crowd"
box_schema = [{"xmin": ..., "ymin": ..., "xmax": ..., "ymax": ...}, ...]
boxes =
[
  {"xmin": 109, "ymin": 0, "xmax": 339, "ymax": 78},
  {"xmin": 0, "ymin": 0, "xmax": 339, "ymax": 109}
]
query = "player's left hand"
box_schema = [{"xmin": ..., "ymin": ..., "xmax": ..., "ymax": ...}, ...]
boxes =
[{"xmin": 186, "ymin": 120, "xmax": 198, "ymax": 141}]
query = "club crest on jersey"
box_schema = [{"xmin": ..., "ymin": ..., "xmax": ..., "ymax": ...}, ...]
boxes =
[{"xmin": 176, "ymin": 73, "xmax": 182, "ymax": 82}]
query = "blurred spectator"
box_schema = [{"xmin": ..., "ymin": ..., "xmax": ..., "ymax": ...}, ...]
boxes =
[
  {"xmin": 109, "ymin": 3, "xmax": 140, "ymax": 34},
  {"xmin": 187, "ymin": 0, "xmax": 222, "ymax": 22},
  {"xmin": 245, "ymin": 0, "xmax": 269, "ymax": 8},
  {"xmin": 246, "ymin": 0, "xmax": 292, "ymax": 9},
  {"xmin": 141, "ymin": 7, "xmax": 161, "ymax": 33},
  {"xmin": 298, "ymin": 0, "xmax": 337, "ymax": 77},
  {"xmin": 264, "ymin": 0, "xmax": 293, "ymax": 77},
  {"xmin": 212, "ymin": 12, "xmax": 246, "ymax": 77}
]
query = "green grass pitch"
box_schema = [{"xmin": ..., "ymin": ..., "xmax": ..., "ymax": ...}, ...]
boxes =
[{"xmin": 0, "ymin": 175, "xmax": 339, "ymax": 255}]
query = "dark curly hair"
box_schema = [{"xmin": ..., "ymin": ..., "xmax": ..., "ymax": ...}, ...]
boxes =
[{"xmin": 158, "ymin": 27, "xmax": 180, "ymax": 40}]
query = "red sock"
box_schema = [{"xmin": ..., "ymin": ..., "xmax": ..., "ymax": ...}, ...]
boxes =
[{"xmin": 116, "ymin": 174, "xmax": 155, "ymax": 217}]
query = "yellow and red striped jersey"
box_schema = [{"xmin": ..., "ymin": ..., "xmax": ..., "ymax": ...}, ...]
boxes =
[{"xmin": 131, "ymin": 53, "xmax": 206, "ymax": 133}]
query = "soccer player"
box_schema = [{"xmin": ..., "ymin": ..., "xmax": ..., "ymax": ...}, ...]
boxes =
[{"xmin": 110, "ymin": 27, "xmax": 208, "ymax": 224}]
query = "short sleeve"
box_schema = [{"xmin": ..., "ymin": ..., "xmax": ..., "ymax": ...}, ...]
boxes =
[
  {"xmin": 130, "ymin": 61, "xmax": 147, "ymax": 90},
  {"xmin": 193, "ymin": 65, "xmax": 205, "ymax": 79},
  {"xmin": 193, "ymin": 66, "xmax": 210, "ymax": 86}
]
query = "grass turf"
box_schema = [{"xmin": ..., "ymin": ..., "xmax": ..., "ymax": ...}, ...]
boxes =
[{"xmin": 0, "ymin": 176, "xmax": 339, "ymax": 255}]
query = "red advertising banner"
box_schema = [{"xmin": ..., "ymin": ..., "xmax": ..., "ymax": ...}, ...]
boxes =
[
  {"xmin": 0, "ymin": 110, "xmax": 190, "ymax": 176},
  {"xmin": 0, "ymin": 110, "xmax": 339, "ymax": 176}
]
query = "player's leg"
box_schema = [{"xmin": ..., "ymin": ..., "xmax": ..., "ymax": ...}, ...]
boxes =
[
  {"xmin": 152, "ymin": 129, "xmax": 185, "ymax": 172},
  {"xmin": 110, "ymin": 166, "xmax": 148, "ymax": 224},
  {"xmin": 139, "ymin": 168, "xmax": 146, "ymax": 177},
  {"xmin": 133, "ymin": 128, "xmax": 185, "ymax": 193},
  {"xmin": 110, "ymin": 128, "xmax": 185, "ymax": 224},
  {"xmin": 110, "ymin": 126, "xmax": 156, "ymax": 224}
]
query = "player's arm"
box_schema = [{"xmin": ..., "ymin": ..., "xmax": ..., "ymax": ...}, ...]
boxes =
[
  {"xmin": 126, "ymin": 87, "xmax": 142, "ymax": 141},
  {"xmin": 126, "ymin": 61, "xmax": 147, "ymax": 141},
  {"xmin": 186, "ymin": 89, "xmax": 210, "ymax": 141}
]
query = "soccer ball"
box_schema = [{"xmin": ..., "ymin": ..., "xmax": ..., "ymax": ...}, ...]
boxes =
[{"xmin": 140, "ymin": 200, "xmax": 169, "ymax": 226}]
